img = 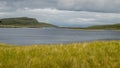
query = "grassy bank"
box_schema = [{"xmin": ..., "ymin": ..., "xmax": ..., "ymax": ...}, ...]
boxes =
[{"xmin": 0, "ymin": 41, "xmax": 120, "ymax": 68}]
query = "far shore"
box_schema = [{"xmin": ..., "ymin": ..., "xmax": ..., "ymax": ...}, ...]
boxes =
[
  {"xmin": 0, "ymin": 40, "xmax": 120, "ymax": 46},
  {"xmin": 0, "ymin": 26, "xmax": 120, "ymax": 31},
  {"xmin": 59, "ymin": 27, "xmax": 120, "ymax": 31}
]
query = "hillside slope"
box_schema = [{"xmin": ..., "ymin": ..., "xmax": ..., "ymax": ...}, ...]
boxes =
[
  {"xmin": 87, "ymin": 24, "xmax": 120, "ymax": 30},
  {"xmin": 63, "ymin": 24, "xmax": 120, "ymax": 30},
  {"xmin": 0, "ymin": 17, "xmax": 57, "ymax": 28}
]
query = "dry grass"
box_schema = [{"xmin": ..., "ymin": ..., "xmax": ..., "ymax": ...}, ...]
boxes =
[{"xmin": 0, "ymin": 41, "xmax": 120, "ymax": 68}]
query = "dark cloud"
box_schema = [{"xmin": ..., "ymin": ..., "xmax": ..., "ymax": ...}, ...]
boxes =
[
  {"xmin": 0, "ymin": 0, "xmax": 120, "ymax": 13},
  {"xmin": 0, "ymin": 0, "xmax": 57, "ymax": 11},
  {"xmin": 58, "ymin": 0, "xmax": 120, "ymax": 13}
]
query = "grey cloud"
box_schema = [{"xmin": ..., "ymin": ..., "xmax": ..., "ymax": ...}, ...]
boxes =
[
  {"xmin": 58, "ymin": 0, "xmax": 120, "ymax": 13},
  {"xmin": 0, "ymin": 0, "xmax": 120, "ymax": 27},
  {"xmin": 0, "ymin": 8, "xmax": 120, "ymax": 27},
  {"xmin": 0, "ymin": 0, "xmax": 120, "ymax": 13}
]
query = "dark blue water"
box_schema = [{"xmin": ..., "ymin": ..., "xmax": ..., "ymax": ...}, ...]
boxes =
[{"xmin": 0, "ymin": 28, "xmax": 120, "ymax": 45}]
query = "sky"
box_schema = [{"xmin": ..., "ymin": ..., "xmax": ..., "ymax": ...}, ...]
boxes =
[{"xmin": 0, "ymin": 0, "xmax": 120, "ymax": 27}]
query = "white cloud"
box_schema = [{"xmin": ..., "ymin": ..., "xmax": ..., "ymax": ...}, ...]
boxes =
[
  {"xmin": 69, "ymin": 18, "xmax": 95, "ymax": 23},
  {"xmin": 24, "ymin": 8, "xmax": 64, "ymax": 14}
]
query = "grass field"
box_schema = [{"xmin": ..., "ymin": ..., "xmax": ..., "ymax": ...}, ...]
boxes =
[{"xmin": 0, "ymin": 41, "xmax": 120, "ymax": 68}]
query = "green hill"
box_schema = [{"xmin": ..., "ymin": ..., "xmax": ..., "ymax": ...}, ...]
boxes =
[
  {"xmin": 87, "ymin": 24, "xmax": 120, "ymax": 30},
  {"xmin": 63, "ymin": 24, "xmax": 120, "ymax": 30},
  {"xmin": 0, "ymin": 17, "xmax": 57, "ymax": 28}
]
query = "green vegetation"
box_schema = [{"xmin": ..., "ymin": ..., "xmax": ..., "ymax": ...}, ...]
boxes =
[
  {"xmin": 63, "ymin": 24, "xmax": 120, "ymax": 30},
  {"xmin": 87, "ymin": 24, "xmax": 120, "ymax": 30},
  {"xmin": 0, "ymin": 17, "xmax": 57, "ymax": 28},
  {"xmin": 0, "ymin": 41, "xmax": 120, "ymax": 68}
]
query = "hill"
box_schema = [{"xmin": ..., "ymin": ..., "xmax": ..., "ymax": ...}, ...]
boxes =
[
  {"xmin": 63, "ymin": 24, "xmax": 120, "ymax": 30},
  {"xmin": 0, "ymin": 17, "xmax": 57, "ymax": 28},
  {"xmin": 87, "ymin": 24, "xmax": 120, "ymax": 30}
]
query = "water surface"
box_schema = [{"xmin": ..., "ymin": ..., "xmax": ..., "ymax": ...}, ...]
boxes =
[{"xmin": 0, "ymin": 28, "xmax": 120, "ymax": 45}]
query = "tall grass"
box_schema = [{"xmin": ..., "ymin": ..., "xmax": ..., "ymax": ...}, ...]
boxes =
[{"xmin": 0, "ymin": 41, "xmax": 120, "ymax": 68}]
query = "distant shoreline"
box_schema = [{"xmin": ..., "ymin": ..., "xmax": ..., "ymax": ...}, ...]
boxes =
[
  {"xmin": 0, "ymin": 26, "xmax": 120, "ymax": 31},
  {"xmin": 0, "ymin": 39, "xmax": 120, "ymax": 46},
  {"xmin": 0, "ymin": 25, "xmax": 56, "ymax": 28},
  {"xmin": 60, "ymin": 27, "xmax": 120, "ymax": 30},
  {"xmin": 0, "ymin": 27, "xmax": 120, "ymax": 31}
]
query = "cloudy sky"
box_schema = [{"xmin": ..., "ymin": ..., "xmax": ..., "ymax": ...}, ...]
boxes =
[{"xmin": 0, "ymin": 0, "xmax": 120, "ymax": 27}]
